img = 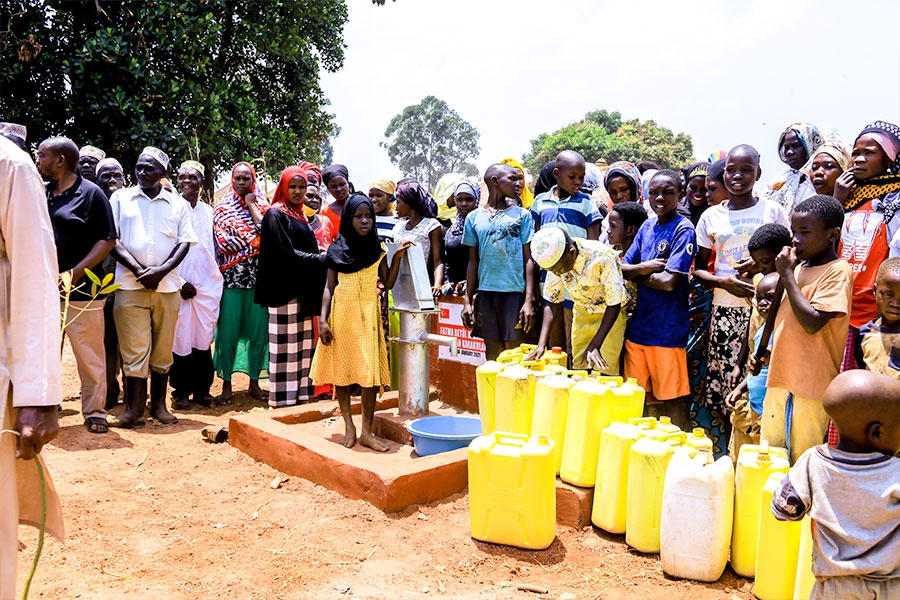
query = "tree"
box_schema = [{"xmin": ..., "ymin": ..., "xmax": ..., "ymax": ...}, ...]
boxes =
[
  {"xmin": 381, "ymin": 95, "xmax": 480, "ymax": 190},
  {"xmin": 0, "ymin": 0, "xmax": 348, "ymax": 189},
  {"xmin": 522, "ymin": 109, "xmax": 695, "ymax": 176}
]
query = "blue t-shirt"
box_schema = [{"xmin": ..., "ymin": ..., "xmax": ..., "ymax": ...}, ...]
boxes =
[
  {"xmin": 623, "ymin": 214, "xmax": 696, "ymax": 347},
  {"xmin": 530, "ymin": 187, "xmax": 601, "ymax": 240},
  {"xmin": 747, "ymin": 324, "xmax": 769, "ymax": 415},
  {"xmin": 462, "ymin": 205, "xmax": 534, "ymax": 293}
]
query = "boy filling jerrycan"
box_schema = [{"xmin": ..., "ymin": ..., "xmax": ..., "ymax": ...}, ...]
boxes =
[
  {"xmin": 468, "ymin": 432, "xmax": 556, "ymax": 550},
  {"xmin": 754, "ymin": 472, "xmax": 802, "ymax": 600},
  {"xmin": 530, "ymin": 374, "xmax": 573, "ymax": 475},
  {"xmin": 660, "ymin": 450, "xmax": 734, "ymax": 582},
  {"xmin": 560, "ymin": 379, "xmax": 610, "ymax": 487},
  {"xmin": 475, "ymin": 361, "xmax": 506, "ymax": 435},
  {"xmin": 592, "ymin": 420, "xmax": 652, "ymax": 534},
  {"xmin": 730, "ymin": 441, "xmax": 790, "ymax": 578},
  {"xmin": 625, "ymin": 431, "xmax": 685, "ymax": 553},
  {"xmin": 494, "ymin": 364, "xmax": 535, "ymax": 435},
  {"xmin": 540, "ymin": 346, "xmax": 568, "ymax": 368}
]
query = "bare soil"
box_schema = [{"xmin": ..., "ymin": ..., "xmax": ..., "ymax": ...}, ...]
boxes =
[{"xmin": 16, "ymin": 344, "xmax": 756, "ymax": 600}]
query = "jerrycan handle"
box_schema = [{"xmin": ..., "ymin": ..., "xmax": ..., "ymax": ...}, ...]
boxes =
[
  {"xmin": 496, "ymin": 354, "xmax": 521, "ymax": 365},
  {"xmin": 492, "ymin": 432, "xmax": 529, "ymax": 447},
  {"xmin": 565, "ymin": 370, "xmax": 590, "ymax": 379},
  {"xmin": 594, "ymin": 376, "xmax": 624, "ymax": 386},
  {"xmin": 520, "ymin": 360, "xmax": 546, "ymax": 371},
  {"xmin": 629, "ymin": 417, "xmax": 658, "ymax": 428},
  {"xmin": 518, "ymin": 343, "xmax": 538, "ymax": 354},
  {"xmin": 659, "ymin": 431, "xmax": 687, "ymax": 446}
]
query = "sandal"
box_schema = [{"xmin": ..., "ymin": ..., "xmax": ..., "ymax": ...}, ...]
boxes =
[{"xmin": 84, "ymin": 417, "xmax": 109, "ymax": 434}]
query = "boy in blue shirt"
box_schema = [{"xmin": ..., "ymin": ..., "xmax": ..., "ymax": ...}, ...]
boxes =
[
  {"xmin": 462, "ymin": 164, "xmax": 536, "ymax": 359},
  {"xmin": 621, "ymin": 170, "xmax": 696, "ymax": 426}
]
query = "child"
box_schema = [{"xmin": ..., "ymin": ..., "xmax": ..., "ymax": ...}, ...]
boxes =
[
  {"xmin": 530, "ymin": 150, "xmax": 602, "ymax": 358},
  {"xmin": 303, "ymin": 182, "xmax": 336, "ymax": 250},
  {"xmin": 444, "ymin": 177, "xmax": 480, "ymax": 295},
  {"xmin": 310, "ymin": 193, "xmax": 411, "ymax": 451},
  {"xmin": 392, "ymin": 181, "xmax": 444, "ymax": 300},
  {"xmin": 704, "ymin": 158, "xmax": 729, "ymax": 207},
  {"xmin": 726, "ymin": 272, "xmax": 779, "ymax": 461},
  {"xmin": 760, "ymin": 195, "xmax": 852, "ymax": 463},
  {"xmin": 607, "ymin": 201, "xmax": 648, "ymax": 322},
  {"xmin": 853, "ymin": 257, "xmax": 900, "ymax": 380},
  {"xmin": 693, "ymin": 145, "xmax": 790, "ymax": 455},
  {"xmin": 530, "ymin": 227, "xmax": 627, "ymax": 373},
  {"xmin": 772, "ymin": 370, "xmax": 900, "ymax": 599},
  {"xmin": 600, "ymin": 161, "xmax": 643, "ymax": 244},
  {"xmin": 369, "ymin": 178, "xmax": 400, "ymax": 243},
  {"xmin": 621, "ymin": 170, "xmax": 696, "ymax": 425},
  {"xmin": 462, "ymin": 164, "xmax": 536, "ymax": 360}
]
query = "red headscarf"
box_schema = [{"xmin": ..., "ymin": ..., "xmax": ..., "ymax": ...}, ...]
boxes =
[
  {"xmin": 272, "ymin": 166, "xmax": 309, "ymax": 223},
  {"xmin": 297, "ymin": 160, "xmax": 322, "ymax": 187}
]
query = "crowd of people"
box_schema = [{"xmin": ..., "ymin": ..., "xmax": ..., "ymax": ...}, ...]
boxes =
[{"xmin": 2, "ymin": 116, "xmax": 900, "ymax": 597}]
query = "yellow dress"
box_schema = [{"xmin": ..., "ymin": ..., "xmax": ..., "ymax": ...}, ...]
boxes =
[{"xmin": 310, "ymin": 257, "xmax": 390, "ymax": 389}]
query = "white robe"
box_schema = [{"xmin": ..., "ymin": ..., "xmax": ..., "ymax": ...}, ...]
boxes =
[
  {"xmin": 0, "ymin": 137, "xmax": 64, "ymax": 599},
  {"xmin": 173, "ymin": 200, "xmax": 223, "ymax": 356}
]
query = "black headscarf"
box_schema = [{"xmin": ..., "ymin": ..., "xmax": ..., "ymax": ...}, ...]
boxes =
[
  {"xmin": 679, "ymin": 161, "xmax": 712, "ymax": 225},
  {"xmin": 324, "ymin": 192, "xmax": 383, "ymax": 274},
  {"xmin": 534, "ymin": 161, "xmax": 557, "ymax": 196},
  {"xmin": 396, "ymin": 181, "xmax": 438, "ymax": 218},
  {"xmin": 322, "ymin": 164, "xmax": 349, "ymax": 186},
  {"xmin": 708, "ymin": 158, "xmax": 726, "ymax": 184}
]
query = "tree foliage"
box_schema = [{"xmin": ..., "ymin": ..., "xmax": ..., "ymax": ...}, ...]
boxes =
[
  {"xmin": 522, "ymin": 109, "xmax": 694, "ymax": 176},
  {"xmin": 0, "ymin": 0, "xmax": 348, "ymax": 182},
  {"xmin": 381, "ymin": 95, "xmax": 480, "ymax": 190}
]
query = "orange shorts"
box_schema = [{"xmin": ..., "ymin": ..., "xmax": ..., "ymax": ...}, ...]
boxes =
[{"xmin": 623, "ymin": 340, "xmax": 689, "ymax": 402}]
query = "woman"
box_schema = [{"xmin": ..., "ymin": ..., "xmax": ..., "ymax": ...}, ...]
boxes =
[
  {"xmin": 805, "ymin": 141, "xmax": 852, "ymax": 198},
  {"xmin": 763, "ymin": 122, "xmax": 823, "ymax": 213},
  {"xmin": 837, "ymin": 121, "xmax": 900, "ymax": 370},
  {"xmin": 444, "ymin": 177, "xmax": 481, "ymax": 295},
  {"xmin": 392, "ymin": 181, "xmax": 444, "ymax": 300},
  {"xmin": 212, "ymin": 162, "xmax": 270, "ymax": 402},
  {"xmin": 321, "ymin": 164, "xmax": 352, "ymax": 232},
  {"xmin": 256, "ymin": 167, "xmax": 326, "ymax": 407}
]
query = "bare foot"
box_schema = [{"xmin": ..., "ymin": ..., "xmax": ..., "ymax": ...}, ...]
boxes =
[
  {"xmin": 248, "ymin": 380, "xmax": 267, "ymax": 400},
  {"xmin": 218, "ymin": 381, "xmax": 233, "ymax": 404},
  {"xmin": 358, "ymin": 432, "xmax": 389, "ymax": 452},
  {"xmin": 339, "ymin": 425, "xmax": 357, "ymax": 448}
]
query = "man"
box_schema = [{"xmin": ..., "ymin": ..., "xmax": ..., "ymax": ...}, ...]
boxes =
[
  {"xmin": 78, "ymin": 144, "xmax": 105, "ymax": 183},
  {"xmin": 109, "ymin": 147, "xmax": 196, "ymax": 428},
  {"xmin": 95, "ymin": 157, "xmax": 127, "ymax": 408},
  {"xmin": 0, "ymin": 135, "xmax": 64, "ymax": 600},
  {"xmin": 170, "ymin": 160, "xmax": 223, "ymax": 409},
  {"xmin": 36, "ymin": 136, "xmax": 117, "ymax": 434},
  {"xmin": 0, "ymin": 122, "xmax": 27, "ymax": 152}
]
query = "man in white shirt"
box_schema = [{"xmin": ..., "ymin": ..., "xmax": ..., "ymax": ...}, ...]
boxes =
[{"xmin": 109, "ymin": 147, "xmax": 196, "ymax": 428}]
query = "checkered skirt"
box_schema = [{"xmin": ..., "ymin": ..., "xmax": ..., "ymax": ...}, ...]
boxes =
[{"xmin": 267, "ymin": 299, "xmax": 315, "ymax": 407}]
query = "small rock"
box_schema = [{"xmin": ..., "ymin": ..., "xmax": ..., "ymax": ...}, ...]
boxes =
[
  {"xmin": 417, "ymin": 513, "xmax": 428, "ymax": 521},
  {"xmin": 559, "ymin": 593, "xmax": 577, "ymax": 600},
  {"xmin": 422, "ymin": 586, "xmax": 430, "ymax": 593},
  {"xmin": 334, "ymin": 583, "xmax": 351, "ymax": 594}
]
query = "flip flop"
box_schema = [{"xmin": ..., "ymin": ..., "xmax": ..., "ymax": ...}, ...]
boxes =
[{"xmin": 84, "ymin": 417, "xmax": 109, "ymax": 434}]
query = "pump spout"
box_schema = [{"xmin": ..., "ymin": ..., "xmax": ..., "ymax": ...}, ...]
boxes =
[{"xmin": 418, "ymin": 331, "xmax": 458, "ymax": 357}]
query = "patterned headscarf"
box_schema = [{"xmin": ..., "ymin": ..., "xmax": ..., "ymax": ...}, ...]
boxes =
[
  {"xmin": 803, "ymin": 141, "xmax": 852, "ymax": 175},
  {"xmin": 778, "ymin": 122, "xmax": 823, "ymax": 164},
  {"xmin": 213, "ymin": 162, "xmax": 268, "ymax": 271},
  {"xmin": 396, "ymin": 181, "xmax": 438, "ymax": 218},
  {"xmin": 271, "ymin": 166, "xmax": 309, "ymax": 224},
  {"xmin": 325, "ymin": 192, "xmax": 383, "ymax": 274},
  {"xmin": 582, "ymin": 163, "xmax": 602, "ymax": 193},
  {"xmin": 450, "ymin": 177, "xmax": 481, "ymax": 235},
  {"xmin": 297, "ymin": 160, "xmax": 322, "ymax": 186},
  {"xmin": 857, "ymin": 120, "xmax": 900, "ymax": 175},
  {"xmin": 501, "ymin": 157, "xmax": 534, "ymax": 208},
  {"xmin": 604, "ymin": 161, "xmax": 643, "ymax": 202}
]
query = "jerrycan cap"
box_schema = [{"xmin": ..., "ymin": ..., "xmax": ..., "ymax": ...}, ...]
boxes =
[
  {"xmin": 550, "ymin": 346, "xmax": 562, "ymax": 352},
  {"xmin": 757, "ymin": 440, "xmax": 771, "ymax": 462},
  {"xmin": 537, "ymin": 435, "xmax": 551, "ymax": 445},
  {"xmin": 691, "ymin": 427, "xmax": 706, "ymax": 438},
  {"xmin": 659, "ymin": 416, "xmax": 672, "ymax": 425}
]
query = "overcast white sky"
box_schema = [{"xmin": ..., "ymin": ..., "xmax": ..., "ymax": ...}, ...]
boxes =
[{"xmin": 320, "ymin": 0, "xmax": 900, "ymax": 193}]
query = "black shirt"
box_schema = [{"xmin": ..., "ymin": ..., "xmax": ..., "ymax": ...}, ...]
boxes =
[
  {"xmin": 47, "ymin": 174, "xmax": 116, "ymax": 300},
  {"xmin": 255, "ymin": 207, "xmax": 326, "ymax": 313}
]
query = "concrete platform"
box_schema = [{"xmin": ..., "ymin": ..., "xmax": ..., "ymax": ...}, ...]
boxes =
[{"xmin": 229, "ymin": 392, "xmax": 472, "ymax": 513}]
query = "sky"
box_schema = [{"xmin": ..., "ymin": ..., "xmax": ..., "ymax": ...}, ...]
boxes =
[{"xmin": 320, "ymin": 0, "xmax": 900, "ymax": 194}]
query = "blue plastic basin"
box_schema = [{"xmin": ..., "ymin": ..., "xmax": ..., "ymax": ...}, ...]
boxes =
[{"xmin": 406, "ymin": 415, "xmax": 481, "ymax": 457}]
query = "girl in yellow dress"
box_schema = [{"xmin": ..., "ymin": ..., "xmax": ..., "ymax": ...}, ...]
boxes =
[{"xmin": 310, "ymin": 193, "xmax": 411, "ymax": 451}]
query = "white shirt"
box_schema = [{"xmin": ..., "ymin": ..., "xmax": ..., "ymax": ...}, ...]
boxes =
[{"xmin": 110, "ymin": 185, "xmax": 197, "ymax": 293}]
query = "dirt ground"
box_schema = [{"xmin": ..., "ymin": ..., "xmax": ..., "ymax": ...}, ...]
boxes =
[{"xmin": 15, "ymin": 344, "xmax": 757, "ymax": 600}]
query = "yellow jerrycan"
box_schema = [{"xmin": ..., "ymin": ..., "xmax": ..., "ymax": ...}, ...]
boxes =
[
  {"xmin": 755, "ymin": 472, "xmax": 802, "ymax": 600},
  {"xmin": 494, "ymin": 364, "xmax": 535, "ymax": 435},
  {"xmin": 594, "ymin": 375, "xmax": 624, "ymax": 386},
  {"xmin": 660, "ymin": 450, "xmax": 734, "ymax": 582},
  {"xmin": 559, "ymin": 379, "xmax": 610, "ymax": 487},
  {"xmin": 654, "ymin": 416, "xmax": 682, "ymax": 435},
  {"xmin": 468, "ymin": 432, "xmax": 556, "ymax": 550},
  {"xmin": 497, "ymin": 343, "xmax": 538, "ymax": 363},
  {"xmin": 684, "ymin": 427, "xmax": 714, "ymax": 453},
  {"xmin": 730, "ymin": 441, "xmax": 790, "ymax": 578},
  {"xmin": 531, "ymin": 374, "xmax": 574, "ymax": 475},
  {"xmin": 793, "ymin": 515, "xmax": 815, "ymax": 600},
  {"xmin": 540, "ymin": 346, "xmax": 568, "ymax": 368},
  {"xmin": 597, "ymin": 378, "xmax": 645, "ymax": 430},
  {"xmin": 625, "ymin": 432, "xmax": 685, "ymax": 553},
  {"xmin": 592, "ymin": 420, "xmax": 653, "ymax": 533},
  {"xmin": 475, "ymin": 361, "xmax": 506, "ymax": 435}
]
